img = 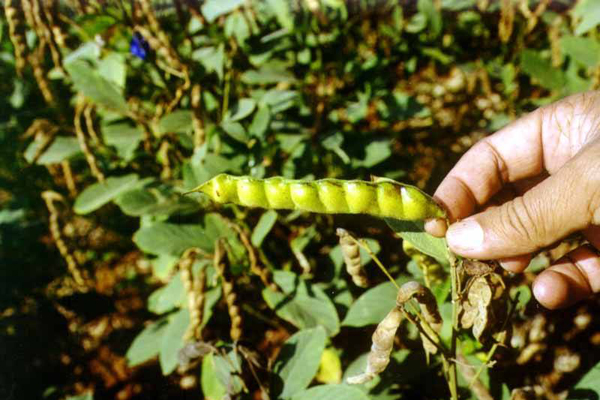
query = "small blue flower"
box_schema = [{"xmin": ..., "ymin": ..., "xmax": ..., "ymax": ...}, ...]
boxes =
[{"xmin": 130, "ymin": 32, "xmax": 150, "ymax": 60}]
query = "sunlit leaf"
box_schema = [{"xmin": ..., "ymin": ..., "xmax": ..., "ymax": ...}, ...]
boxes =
[{"xmin": 74, "ymin": 174, "xmax": 140, "ymax": 214}]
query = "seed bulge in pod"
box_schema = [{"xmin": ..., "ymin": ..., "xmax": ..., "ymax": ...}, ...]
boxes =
[
  {"xmin": 401, "ymin": 186, "xmax": 429, "ymax": 220},
  {"xmin": 202, "ymin": 174, "xmax": 238, "ymax": 203},
  {"xmin": 377, "ymin": 182, "xmax": 404, "ymax": 219},
  {"xmin": 237, "ymin": 178, "xmax": 267, "ymax": 208},
  {"xmin": 290, "ymin": 182, "xmax": 326, "ymax": 213},
  {"xmin": 264, "ymin": 177, "xmax": 294, "ymax": 209},
  {"xmin": 345, "ymin": 182, "xmax": 378, "ymax": 214},
  {"xmin": 318, "ymin": 181, "xmax": 349, "ymax": 213}
]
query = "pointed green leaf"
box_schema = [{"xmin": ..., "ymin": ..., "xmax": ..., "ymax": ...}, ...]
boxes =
[
  {"xmin": 74, "ymin": 174, "xmax": 139, "ymax": 214},
  {"xmin": 249, "ymin": 104, "xmax": 271, "ymax": 138},
  {"xmin": 65, "ymin": 60, "xmax": 128, "ymax": 113},
  {"xmin": 24, "ymin": 137, "xmax": 81, "ymax": 165},
  {"xmin": 385, "ymin": 219, "xmax": 449, "ymax": 264},
  {"xmin": 342, "ymin": 277, "xmax": 410, "ymax": 327},
  {"xmin": 251, "ymin": 210, "xmax": 278, "ymax": 246},
  {"xmin": 126, "ymin": 318, "xmax": 169, "ymax": 366},
  {"xmin": 159, "ymin": 308, "xmax": 190, "ymax": 375},
  {"xmin": 273, "ymin": 327, "xmax": 327, "ymax": 398}
]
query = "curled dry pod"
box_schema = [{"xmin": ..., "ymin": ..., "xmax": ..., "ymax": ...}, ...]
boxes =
[
  {"xmin": 347, "ymin": 307, "xmax": 403, "ymax": 385},
  {"xmin": 336, "ymin": 228, "xmax": 368, "ymax": 288},
  {"xmin": 188, "ymin": 174, "xmax": 445, "ymax": 221},
  {"xmin": 397, "ymin": 281, "xmax": 442, "ymax": 355}
]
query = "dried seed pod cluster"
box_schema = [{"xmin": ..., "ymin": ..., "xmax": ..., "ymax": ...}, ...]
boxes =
[
  {"xmin": 336, "ymin": 228, "xmax": 368, "ymax": 288},
  {"xmin": 460, "ymin": 266, "xmax": 507, "ymax": 342},
  {"xmin": 190, "ymin": 174, "xmax": 445, "ymax": 221}
]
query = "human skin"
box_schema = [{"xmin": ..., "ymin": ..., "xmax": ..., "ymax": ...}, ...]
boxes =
[{"xmin": 424, "ymin": 91, "xmax": 600, "ymax": 310}]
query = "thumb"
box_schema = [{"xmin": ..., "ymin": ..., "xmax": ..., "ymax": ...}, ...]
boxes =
[{"xmin": 445, "ymin": 146, "xmax": 600, "ymax": 259}]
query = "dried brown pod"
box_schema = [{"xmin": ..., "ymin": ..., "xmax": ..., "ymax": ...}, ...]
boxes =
[
  {"xmin": 462, "ymin": 259, "xmax": 496, "ymax": 277},
  {"xmin": 179, "ymin": 248, "xmax": 207, "ymax": 341},
  {"xmin": 74, "ymin": 100, "xmax": 104, "ymax": 182},
  {"xmin": 498, "ymin": 0, "xmax": 515, "ymax": 43},
  {"xmin": 346, "ymin": 307, "xmax": 403, "ymax": 384},
  {"xmin": 336, "ymin": 228, "xmax": 369, "ymax": 288},
  {"xmin": 397, "ymin": 281, "xmax": 442, "ymax": 355},
  {"xmin": 214, "ymin": 239, "xmax": 243, "ymax": 342},
  {"xmin": 460, "ymin": 274, "xmax": 507, "ymax": 342},
  {"xmin": 42, "ymin": 191, "xmax": 90, "ymax": 291},
  {"xmin": 4, "ymin": 0, "xmax": 28, "ymax": 76}
]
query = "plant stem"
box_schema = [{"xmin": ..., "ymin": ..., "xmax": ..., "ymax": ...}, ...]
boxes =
[
  {"xmin": 353, "ymin": 238, "xmax": 400, "ymax": 290},
  {"xmin": 448, "ymin": 251, "xmax": 460, "ymax": 400}
]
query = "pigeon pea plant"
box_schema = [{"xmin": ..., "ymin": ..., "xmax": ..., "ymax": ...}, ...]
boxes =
[
  {"xmin": 190, "ymin": 173, "xmax": 512, "ymax": 400},
  {"xmin": 4, "ymin": 0, "xmax": 600, "ymax": 399}
]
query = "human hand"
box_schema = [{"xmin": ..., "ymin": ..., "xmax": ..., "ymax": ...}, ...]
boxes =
[{"xmin": 425, "ymin": 91, "xmax": 600, "ymax": 310}]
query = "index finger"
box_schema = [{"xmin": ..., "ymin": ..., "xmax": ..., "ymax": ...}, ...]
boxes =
[{"xmin": 433, "ymin": 107, "xmax": 546, "ymax": 222}]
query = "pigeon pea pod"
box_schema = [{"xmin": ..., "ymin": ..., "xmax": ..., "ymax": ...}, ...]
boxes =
[{"xmin": 189, "ymin": 174, "xmax": 445, "ymax": 221}]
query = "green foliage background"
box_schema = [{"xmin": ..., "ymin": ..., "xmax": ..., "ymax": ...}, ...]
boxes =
[{"xmin": 2, "ymin": 0, "xmax": 600, "ymax": 399}]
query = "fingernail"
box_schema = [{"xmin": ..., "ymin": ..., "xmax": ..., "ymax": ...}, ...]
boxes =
[{"xmin": 447, "ymin": 219, "xmax": 484, "ymax": 253}]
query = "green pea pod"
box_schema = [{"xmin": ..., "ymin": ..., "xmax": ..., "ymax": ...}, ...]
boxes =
[{"xmin": 187, "ymin": 174, "xmax": 446, "ymax": 221}]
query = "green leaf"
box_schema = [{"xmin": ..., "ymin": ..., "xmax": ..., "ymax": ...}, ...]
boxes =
[
  {"xmin": 352, "ymin": 140, "xmax": 392, "ymax": 168},
  {"xmin": 158, "ymin": 110, "xmax": 194, "ymax": 135},
  {"xmin": 133, "ymin": 222, "xmax": 215, "ymax": 256},
  {"xmin": 225, "ymin": 11, "xmax": 251, "ymax": 44},
  {"xmin": 159, "ymin": 308, "xmax": 190, "ymax": 375},
  {"xmin": 263, "ymin": 271, "xmax": 340, "ymax": 336},
  {"xmin": 97, "ymin": 53, "xmax": 126, "ymax": 90},
  {"xmin": 201, "ymin": 0, "xmax": 245, "ymax": 23},
  {"xmin": 221, "ymin": 121, "xmax": 249, "ymax": 142},
  {"xmin": 192, "ymin": 45, "xmax": 225, "ymax": 80},
  {"xmin": 251, "ymin": 210, "xmax": 278, "ymax": 246},
  {"xmin": 224, "ymin": 98, "xmax": 256, "ymax": 122},
  {"xmin": 273, "ymin": 327, "xmax": 327, "ymax": 399},
  {"xmin": 126, "ymin": 318, "xmax": 169, "ymax": 366},
  {"xmin": 290, "ymin": 384, "xmax": 370, "ymax": 400},
  {"xmin": 24, "ymin": 137, "xmax": 82, "ymax": 165},
  {"xmin": 519, "ymin": 50, "xmax": 565, "ymax": 91},
  {"xmin": 102, "ymin": 123, "xmax": 143, "ymax": 161},
  {"xmin": 65, "ymin": 59, "xmax": 128, "ymax": 113},
  {"xmin": 148, "ymin": 272, "xmax": 187, "ymax": 314},
  {"xmin": 65, "ymin": 393, "xmax": 94, "ymax": 400},
  {"xmin": 241, "ymin": 67, "xmax": 296, "ymax": 85},
  {"xmin": 201, "ymin": 353, "xmax": 227, "ymax": 400},
  {"xmin": 342, "ymin": 277, "xmax": 410, "ymax": 327},
  {"xmin": 418, "ymin": 0, "xmax": 442, "ymax": 37},
  {"xmin": 573, "ymin": 0, "xmax": 600, "ymax": 36},
  {"xmin": 385, "ymin": 219, "xmax": 449, "ymax": 263},
  {"xmin": 74, "ymin": 174, "xmax": 140, "ymax": 214},
  {"xmin": 115, "ymin": 187, "xmax": 200, "ymax": 217},
  {"xmin": 561, "ymin": 35, "xmax": 600, "ymax": 68},
  {"xmin": 570, "ymin": 361, "xmax": 600, "ymax": 397},
  {"xmin": 259, "ymin": 89, "xmax": 299, "ymax": 113},
  {"xmin": 249, "ymin": 104, "xmax": 271, "ymax": 138},
  {"xmin": 265, "ymin": 0, "xmax": 294, "ymax": 31}
]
